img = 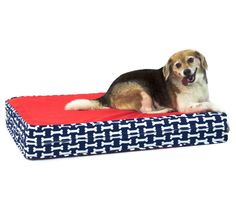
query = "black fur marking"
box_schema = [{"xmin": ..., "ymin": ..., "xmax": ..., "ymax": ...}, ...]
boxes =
[{"xmin": 98, "ymin": 68, "xmax": 172, "ymax": 108}]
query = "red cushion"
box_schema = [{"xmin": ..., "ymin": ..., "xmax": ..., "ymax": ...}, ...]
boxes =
[{"xmin": 7, "ymin": 93, "xmax": 182, "ymax": 125}]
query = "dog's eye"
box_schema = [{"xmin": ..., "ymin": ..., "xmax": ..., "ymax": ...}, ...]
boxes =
[
  {"xmin": 175, "ymin": 63, "xmax": 182, "ymax": 68},
  {"xmin": 187, "ymin": 57, "xmax": 194, "ymax": 63}
]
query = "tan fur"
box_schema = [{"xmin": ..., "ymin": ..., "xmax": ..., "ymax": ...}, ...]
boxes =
[
  {"xmin": 109, "ymin": 82, "xmax": 144, "ymax": 111},
  {"xmin": 109, "ymin": 82, "xmax": 174, "ymax": 113},
  {"xmin": 166, "ymin": 81, "xmax": 180, "ymax": 110}
]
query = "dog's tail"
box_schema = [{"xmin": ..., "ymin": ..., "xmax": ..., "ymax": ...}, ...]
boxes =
[{"xmin": 65, "ymin": 98, "xmax": 106, "ymax": 111}]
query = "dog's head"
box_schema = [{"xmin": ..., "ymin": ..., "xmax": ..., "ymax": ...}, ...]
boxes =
[{"xmin": 163, "ymin": 49, "xmax": 208, "ymax": 86}]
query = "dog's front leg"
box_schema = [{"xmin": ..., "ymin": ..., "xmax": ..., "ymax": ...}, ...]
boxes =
[{"xmin": 178, "ymin": 102, "xmax": 222, "ymax": 113}]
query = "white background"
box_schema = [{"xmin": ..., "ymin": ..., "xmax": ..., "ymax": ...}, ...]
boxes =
[{"xmin": 0, "ymin": 1, "xmax": 235, "ymax": 196}]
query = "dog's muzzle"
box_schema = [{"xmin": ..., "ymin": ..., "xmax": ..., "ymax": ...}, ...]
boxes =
[{"xmin": 182, "ymin": 68, "xmax": 198, "ymax": 86}]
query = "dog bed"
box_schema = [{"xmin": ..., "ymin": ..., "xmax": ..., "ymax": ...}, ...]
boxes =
[{"xmin": 5, "ymin": 93, "xmax": 229, "ymax": 160}]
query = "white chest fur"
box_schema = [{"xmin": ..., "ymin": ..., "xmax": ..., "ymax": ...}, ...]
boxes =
[{"xmin": 176, "ymin": 81, "xmax": 209, "ymax": 111}]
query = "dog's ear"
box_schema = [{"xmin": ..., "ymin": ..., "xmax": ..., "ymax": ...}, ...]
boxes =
[
  {"xmin": 163, "ymin": 58, "xmax": 172, "ymax": 80},
  {"xmin": 194, "ymin": 51, "xmax": 208, "ymax": 70}
]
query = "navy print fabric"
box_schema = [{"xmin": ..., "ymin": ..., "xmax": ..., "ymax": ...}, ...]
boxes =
[{"xmin": 5, "ymin": 102, "xmax": 229, "ymax": 160}]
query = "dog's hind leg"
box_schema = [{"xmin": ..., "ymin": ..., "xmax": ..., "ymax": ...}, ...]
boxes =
[
  {"xmin": 139, "ymin": 91, "xmax": 174, "ymax": 113},
  {"xmin": 138, "ymin": 91, "xmax": 154, "ymax": 113},
  {"xmin": 179, "ymin": 102, "xmax": 223, "ymax": 113}
]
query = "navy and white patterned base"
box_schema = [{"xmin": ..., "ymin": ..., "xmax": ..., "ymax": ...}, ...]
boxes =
[{"xmin": 5, "ymin": 102, "xmax": 229, "ymax": 160}]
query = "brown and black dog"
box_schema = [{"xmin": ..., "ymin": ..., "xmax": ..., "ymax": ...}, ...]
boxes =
[{"xmin": 65, "ymin": 49, "xmax": 220, "ymax": 113}]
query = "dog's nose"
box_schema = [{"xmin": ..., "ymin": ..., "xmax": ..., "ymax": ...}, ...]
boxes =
[{"xmin": 183, "ymin": 69, "xmax": 191, "ymax": 76}]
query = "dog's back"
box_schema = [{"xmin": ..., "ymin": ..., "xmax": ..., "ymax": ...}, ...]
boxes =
[
  {"xmin": 65, "ymin": 68, "xmax": 173, "ymax": 113},
  {"xmin": 99, "ymin": 68, "xmax": 172, "ymax": 109}
]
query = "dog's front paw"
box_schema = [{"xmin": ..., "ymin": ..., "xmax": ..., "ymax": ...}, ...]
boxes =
[
  {"xmin": 180, "ymin": 102, "xmax": 224, "ymax": 113},
  {"xmin": 208, "ymin": 103, "xmax": 225, "ymax": 113}
]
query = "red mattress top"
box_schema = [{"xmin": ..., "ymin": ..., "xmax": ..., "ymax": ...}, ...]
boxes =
[{"xmin": 7, "ymin": 93, "xmax": 182, "ymax": 125}]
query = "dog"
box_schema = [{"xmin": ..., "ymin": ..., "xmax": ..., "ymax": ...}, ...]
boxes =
[{"xmin": 65, "ymin": 49, "xmax": 220, "ymax": 113}]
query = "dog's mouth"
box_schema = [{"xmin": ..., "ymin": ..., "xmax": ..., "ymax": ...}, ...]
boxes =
[{"xmin": 182, "ymin": 68, "xmax": 198, "ymax": 86}]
